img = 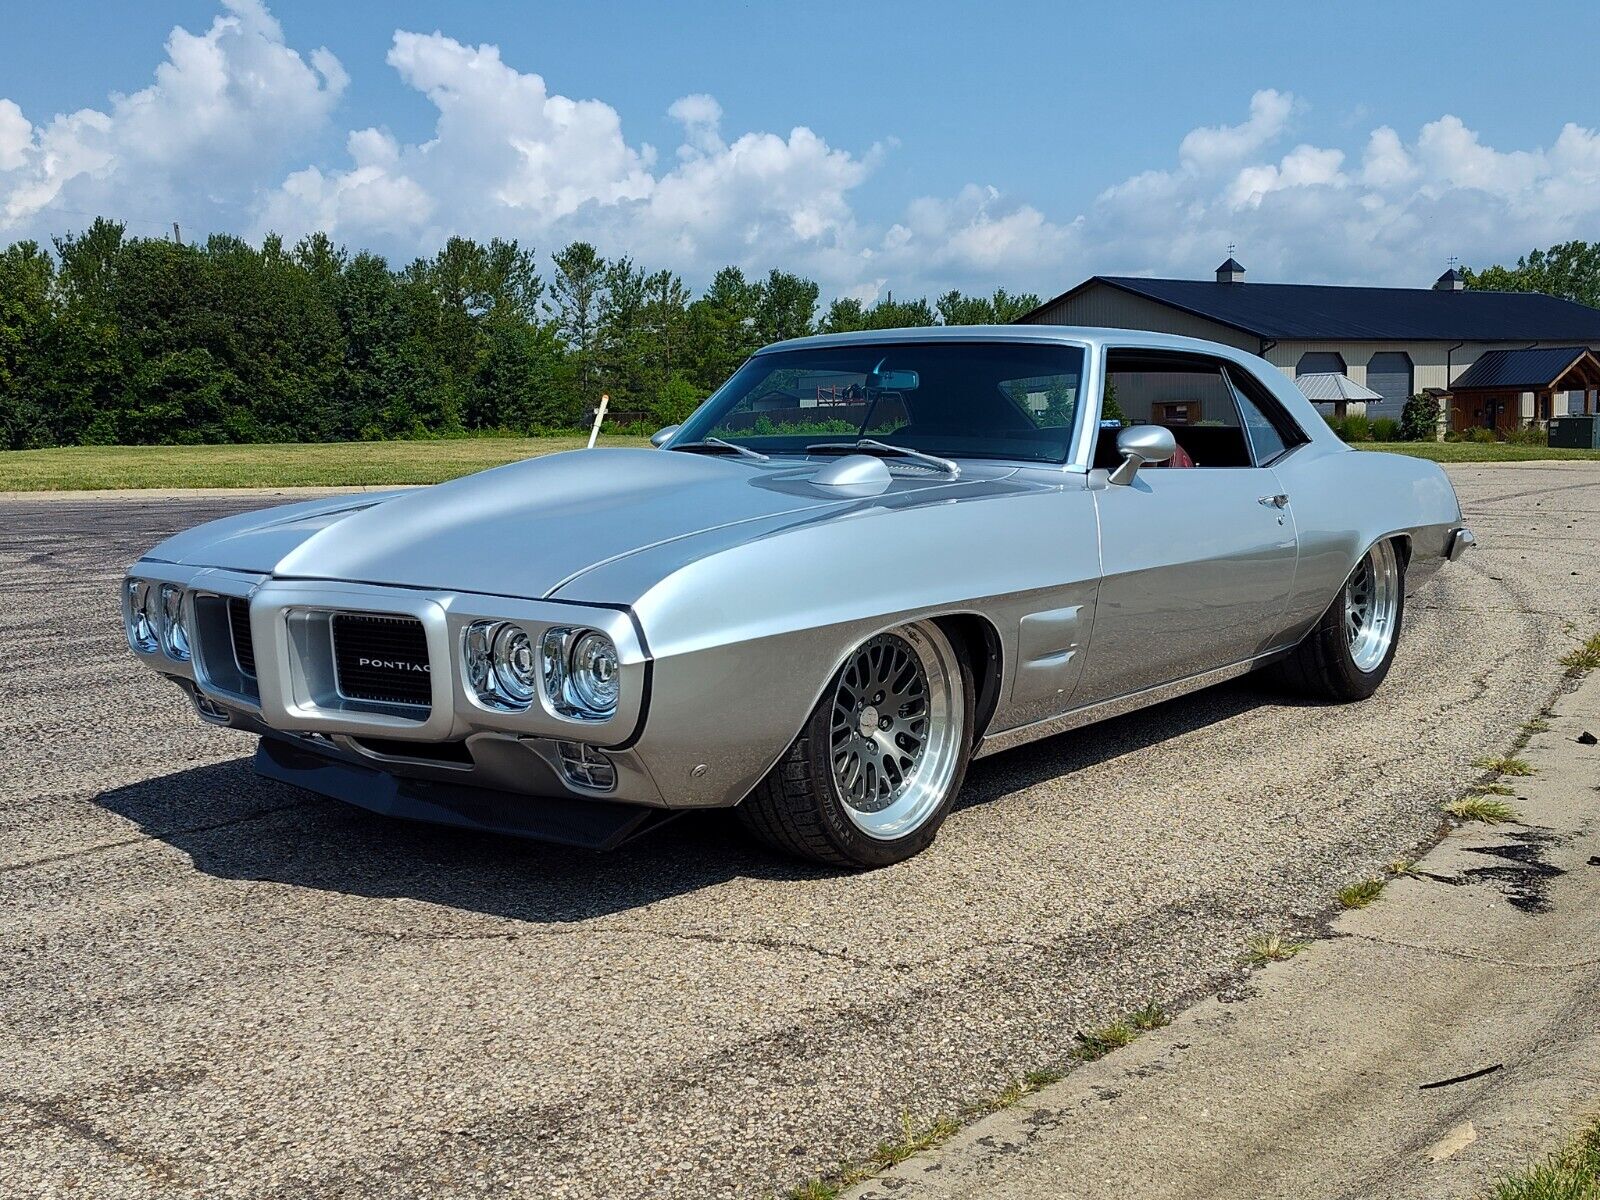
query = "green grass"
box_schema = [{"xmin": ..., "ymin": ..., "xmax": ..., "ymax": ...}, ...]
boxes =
[
  {"xmin": 1338, "ymin": 878, "xmax": 1386, "ymax": 909},
  {"xmin": 1071, "ymin": 1019, "xmax": 1139, "ymax": 1062},
  {"xmin": 1445, "ymin": 795, "xmax": 1520, "ymax": 824},
  {"xmin": 1476, "ymin": 755, "xmax": 1535, "ymax": 777},
  {"xmin": 1353, "ymin": 443, "xmax": 1600, "ymax": 463},
  {"xmin": 1559, "ymin": 633, "xmax": 1600, "ymax": 674},
  {"xmin": 7, "ymin": 433, "xmax": 1596, "ymax": 491},
  {"xmin": 1243, "ymin": 932, "xmax": 1310, "ymax": 965},
  {"xmin": 0, "ymin": 435, "xmax": 653, "ymax": 491},
  {"xmin": 1488, "ymin": 1114, "xmax": 1600, "ymax": 1200}
]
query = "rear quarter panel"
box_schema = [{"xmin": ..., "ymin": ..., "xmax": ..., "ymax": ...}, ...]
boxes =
[{"xmin": 1274, "ymin": 444, "xmax": 1462, "ymax": 638}]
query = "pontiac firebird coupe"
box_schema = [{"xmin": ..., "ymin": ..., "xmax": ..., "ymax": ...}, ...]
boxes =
[{"xmin": 123, "ymin": 327, "xmax": 1475, "ymax": 867}]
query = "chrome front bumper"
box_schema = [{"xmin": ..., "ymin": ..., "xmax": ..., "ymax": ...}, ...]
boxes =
[{"xmin": 1447, "ymin": 527, "xmax": 1477, "ymax": 561}]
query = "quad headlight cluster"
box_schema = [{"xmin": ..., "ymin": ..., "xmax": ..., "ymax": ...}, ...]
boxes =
[
  {"xmin": 464, "ymin": 622, "xmax": 619, "ymax": 720},
  {"xmin": 124, "ymin": 578, "xmax": 192, "ymax": 662}
]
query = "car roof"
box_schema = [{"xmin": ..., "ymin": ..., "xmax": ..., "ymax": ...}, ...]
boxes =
[{"xmin": 759, "ymin": 324, "xmax": 1259, "ymax": 360}]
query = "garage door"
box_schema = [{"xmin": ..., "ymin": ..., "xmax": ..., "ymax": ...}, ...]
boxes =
[{"xmin": 1365, "ymin": 352, "xmax": 1413, "ymax": 420}]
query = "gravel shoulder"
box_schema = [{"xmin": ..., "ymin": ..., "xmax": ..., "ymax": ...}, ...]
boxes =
[{"xmin": 2, "ymin": 463, "xmax": 1598, "ymax": 1199}]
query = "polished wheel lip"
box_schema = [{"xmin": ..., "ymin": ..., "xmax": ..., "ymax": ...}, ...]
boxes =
[
  {"xmin": 1345, "ymin": 540, "xmax": 1400, "ymax": 673},
  {"xmin": 829, "ymin": 622, "xmax": 963, "ymax": 841}
]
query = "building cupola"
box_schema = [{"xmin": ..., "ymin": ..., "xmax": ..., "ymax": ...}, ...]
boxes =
[
  {"xmin": 1434, "ymin": 267, "xmax": 1466, "ymax": 291},
  {"xmin": 1215, "ymin": 257, "xmax": 1246, "ymax": 284}
]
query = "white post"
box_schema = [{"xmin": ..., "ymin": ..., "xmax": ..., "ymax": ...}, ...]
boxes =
[{"xmin": 587, "ymin": 393, "xmax": 609, "ymax": 449}]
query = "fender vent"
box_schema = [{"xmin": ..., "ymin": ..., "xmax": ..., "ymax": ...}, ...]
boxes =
[{"xmin": 331, "ymin": 614, "xmax": 432, "ymax": 708}]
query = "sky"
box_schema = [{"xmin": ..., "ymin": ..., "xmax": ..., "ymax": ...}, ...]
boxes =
[{"xmin": 2, "ymin": 0, "xmax": 1598, "ymax": 302}]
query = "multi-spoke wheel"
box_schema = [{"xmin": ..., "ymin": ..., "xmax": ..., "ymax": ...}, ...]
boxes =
[
  {"xmin": 738, "ymin": 620, "xmax": 973, "ymax": 867},
  {"xmin": 1344, "ymin": 539, "xmax": 1401, "ymax": 673},
  {"xmin": 1270, "ymin": 538, "xmax": 1406, "ymax": 701}
]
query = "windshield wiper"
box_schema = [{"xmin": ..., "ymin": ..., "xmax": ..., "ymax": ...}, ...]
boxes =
[
  {"xmin": 804, "ymin": 438, "xmax": 960, "ymax": 479},
  {"xmin": 669, "ymin": 436, "xmax": 770, "ymax": 463}
]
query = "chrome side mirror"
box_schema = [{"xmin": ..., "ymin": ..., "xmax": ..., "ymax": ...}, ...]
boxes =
[
  {"xmin": 650, "ymin": 424, "xmax": 681, "ymax": 449},
  {"xmin": 1108, "ymin": 425, "xmax": 1177, "ymax": 486}
]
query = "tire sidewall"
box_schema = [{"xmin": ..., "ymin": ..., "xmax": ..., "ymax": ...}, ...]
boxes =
[{"xmin": 805, "ymin": 623, "xmax": 975, "ymax": 868}]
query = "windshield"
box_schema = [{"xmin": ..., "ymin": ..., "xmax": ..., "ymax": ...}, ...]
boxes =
[{"xmin": 670, "ymin": 341, "xmax": 1087, "ymax": 465}]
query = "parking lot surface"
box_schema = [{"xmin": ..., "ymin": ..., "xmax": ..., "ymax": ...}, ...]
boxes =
[{"xmin": 3, "ymin": 463, "xmax": 1599, "ymax": 1198}]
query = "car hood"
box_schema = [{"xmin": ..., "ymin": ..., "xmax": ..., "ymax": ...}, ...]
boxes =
[{"xmin": 147, "ymin": 448, "xmax": 993, "ymax": 600}]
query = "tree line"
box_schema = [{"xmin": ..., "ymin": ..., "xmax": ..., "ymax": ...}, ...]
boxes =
[{"xmin": 0, "ymin": 218, "xmax": 1040, "ymax": 450}]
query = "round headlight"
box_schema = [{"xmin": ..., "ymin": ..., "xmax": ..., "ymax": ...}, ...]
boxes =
[
  {"xmin": 125, "ymin": 579, "xmax": 158, "ymax": 653},
  {"xmin": 159, "ymin": 584, "xmax": 191, "ymax": 660},
  {"xmin": 568, "ymin": 631, "xmax": 619, "ymax": 716},
  {"xmin": 491, "ymin": 623, "xmax": 537, "ymax": 704}
]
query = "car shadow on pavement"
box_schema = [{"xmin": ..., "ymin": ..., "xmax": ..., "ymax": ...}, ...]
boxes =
[
  {"xmin": 92, "ymin": 756, "xmax": 818, "ymax": 923},
  {"xmin": 93, "ymin": 679, "xmax": 1307, "ymax": 922}
]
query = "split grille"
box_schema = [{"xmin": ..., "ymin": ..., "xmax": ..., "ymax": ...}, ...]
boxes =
[
  {"xmin": 227, "ymin": 597, "xmax": 257, "ymax": 677},
  {"xmin": 331, "ymin": 613, "xmax": 432, "ymax": 708}
]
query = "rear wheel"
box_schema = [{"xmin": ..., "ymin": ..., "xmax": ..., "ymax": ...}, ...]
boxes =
[
  {"xmin": 738, "ymin": 620, "xmax": 973, "ymax": 868},
  {"xmin": 1272, "ymin": 538, "xmax": 1405, "ymax": 701}
]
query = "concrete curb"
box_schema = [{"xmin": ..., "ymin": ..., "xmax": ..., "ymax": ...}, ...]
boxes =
[{"xmin": 845, "ymin": 668, "xmax": 1600, "ymax": 1200}]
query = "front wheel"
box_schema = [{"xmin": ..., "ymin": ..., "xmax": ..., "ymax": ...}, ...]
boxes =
[
  {"xmin": 737, "ymin": 620, "xmax": 973, "ymax": 868},
  {"xmin": 1271, "ymin": 538, "xmax": 1405, "ymax": 701}
]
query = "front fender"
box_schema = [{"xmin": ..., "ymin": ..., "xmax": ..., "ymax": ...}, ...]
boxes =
[{"xmin": 610, "ymin": 485, "xmax": 1103, "ymax": 808}]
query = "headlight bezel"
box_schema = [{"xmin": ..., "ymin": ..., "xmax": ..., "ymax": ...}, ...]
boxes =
[
  {"xmin": 462, "ymin": 620, "xmax": 621, "ymax": 722},
  {"xmin": 124, "ymin": 578, "xmax": 160, "ymax": 654},
  {"xmin": 158, "ymin": 583, "xmax": 192, "ymax": 661}
]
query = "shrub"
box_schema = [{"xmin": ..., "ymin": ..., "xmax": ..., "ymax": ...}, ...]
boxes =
[
  {"xmin": 1464, "ymin": 426, "xmax": 1498, "ymax": 443},
  {"xmin": 1370, "ymin": 417, "xmax": 1400, "ymax": 442},
  {"xmin": 1399, "ymin": 392, "xmax": 1439, "ymax": 441},
  {"xmin": 1340, "ymin": 413, "xmax": 1372, "ymax": 442},
  {"xmin": 1504, "ymin": 424, "xmax": 1548, "ymax": 446}
]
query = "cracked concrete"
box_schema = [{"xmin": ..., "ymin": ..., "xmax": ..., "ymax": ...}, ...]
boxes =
[
  {"xmin": 845, "ymin": 663, "xmax": 1600, "ymax": 1200},
  {"xmin": 2, "ymin": 462, "xmax": 1598, "ymax": 1199}
]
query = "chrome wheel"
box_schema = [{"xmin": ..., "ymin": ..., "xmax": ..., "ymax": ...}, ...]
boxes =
[
  {"xmin": 829, "ymin": 622, "xmax": 963, "ymax": 841},
  {"xmin": 1345, "ymin": 540, "xmax": 1401, "ymax": 673}
]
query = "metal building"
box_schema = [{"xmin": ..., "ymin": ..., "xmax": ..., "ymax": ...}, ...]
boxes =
[{"xmin": 1018, "ymin": 260, "xmax": 1600, "ymax": 432}]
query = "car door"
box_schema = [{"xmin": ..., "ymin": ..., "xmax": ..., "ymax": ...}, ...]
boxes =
[{"xmin": 1074, "ymin": 350, "xmax": 1302, "ymax": 702}]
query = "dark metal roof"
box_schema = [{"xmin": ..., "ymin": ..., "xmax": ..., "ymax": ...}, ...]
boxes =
[
  {"xmin": 1216, "ymin": 257, "xmax": 1246, "ymax": 273},
  {"xmin": 1025, "ymin": 276, "xmax": 1600, "ymax": 342},
  {"xmin": 1452, "ymin": 346, "xmax": 1600, "ymax": 390}
]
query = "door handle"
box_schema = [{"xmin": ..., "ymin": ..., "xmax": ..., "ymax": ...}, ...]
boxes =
[{"xmin": 1258, "ymin": 494, "xmax": 1290, "ymax": 508}]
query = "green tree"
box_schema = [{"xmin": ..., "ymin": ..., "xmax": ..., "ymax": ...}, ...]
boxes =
[
  {"xmin": 687, "ymin": 265, "xmax": 761, "ymax": 389},
  {"xmin": 1464, "ymin": 241, "xmax": 1600, "ymax": 309},
  {"xmin": 548, "ymin": 241, "xmax": 608, "ymax": 411},
  {"xmin": 754, "ymin": 268, "xmax": 818, "ymax": 345},
  {"xmin": 0, "ymin": 241, "xmax": 55, "ymax": 448}
]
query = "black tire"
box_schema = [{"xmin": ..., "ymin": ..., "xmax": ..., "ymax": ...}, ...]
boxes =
[
  {"xmin": 738, "ymin": 620, "xmax": 975, "ymax": 868},
  {"xmin": 1270, "ymin": 539, "xmax": 1406, "ymax": 702}
]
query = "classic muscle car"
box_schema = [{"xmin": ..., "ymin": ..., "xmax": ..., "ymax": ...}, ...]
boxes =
[{"xmin": 123, "ymin": 327, "xmax": 1474, "ymax": 867}]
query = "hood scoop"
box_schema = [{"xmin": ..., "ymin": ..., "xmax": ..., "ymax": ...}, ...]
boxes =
[{"xmin": 809, "ymin": 454, "xmax": 893, "ymax": 496}]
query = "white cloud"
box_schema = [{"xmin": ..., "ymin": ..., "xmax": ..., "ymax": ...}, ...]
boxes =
[
  {"xmin": 1083, "ymin": 98, "xmax": 1600, "ymax": 286},
  {"xmin": 0, "ymin": 100, "xmax": 31, "ymax": 172},
  {"xmin": 0, "ymin": 0, "xmax": 344, "ymax": 234},
  {"xmin": 5, "ymin": 4, "xmax": 1600, "ymax": 300},
  {"xmin": 1178, "ymin": 89, "xmax": 1295, "ymax": 170}
]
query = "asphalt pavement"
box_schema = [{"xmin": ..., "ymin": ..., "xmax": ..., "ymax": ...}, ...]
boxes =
[{"xmin": 2, "ymin": 463, "xmax": 1598, "ymax": 1199}]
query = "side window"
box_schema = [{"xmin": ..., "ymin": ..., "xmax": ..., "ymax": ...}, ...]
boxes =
[
  {"xmin": 1226, "ymin": 366, "xmax": 1308, "ymax": 466},
  {"xmin": 1100, "ymin": 352, "xmax": 1253, "ymax": 469}
]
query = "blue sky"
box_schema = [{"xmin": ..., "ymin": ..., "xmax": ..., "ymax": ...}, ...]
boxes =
[{"xmin": 2, "ymin": 1, "xmax": 1597, "ymax": 298}]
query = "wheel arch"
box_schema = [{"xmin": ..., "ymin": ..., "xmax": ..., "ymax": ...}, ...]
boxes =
[{"xmin": 933, "ymin": 612, "xmax": 1005, "ymax": 741}]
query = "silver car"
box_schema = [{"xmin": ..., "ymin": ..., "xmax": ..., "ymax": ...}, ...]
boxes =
[{"xmin": 123, "ymin": 327, "xmax": 1474, "ymax": 867}]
